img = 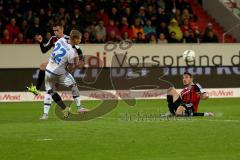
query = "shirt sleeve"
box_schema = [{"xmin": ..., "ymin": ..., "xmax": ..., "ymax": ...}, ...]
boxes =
[
  {"xmin": 40, "ymin": 37, "xmax": 53, "ymax": 53},
  {"xmin": 194, "ymin": 83, "xmax": 203, "ymax": 93}
]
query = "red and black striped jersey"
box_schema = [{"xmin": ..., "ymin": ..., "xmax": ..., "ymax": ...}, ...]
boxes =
[{"xmin": 180, "ymin": 84, "xmax": 201, "ymax": 112}]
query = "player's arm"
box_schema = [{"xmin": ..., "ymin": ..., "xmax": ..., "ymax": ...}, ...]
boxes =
[
  {"xmin": 73, "ymin": 45, "xmax": 85, "ymax": 69},
  {"xmin": 195, "ymin": 83, "xmax": 209, "ymax": 100},
  {"xmin": 35, "ymin": 35, "xmax": 53, "ymax": 54},
  {"xmin": 67, "ymin": 50, "xmax": 79, "ymax": 73}
]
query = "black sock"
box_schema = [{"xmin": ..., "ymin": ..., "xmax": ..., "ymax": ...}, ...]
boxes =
[
  {"xmin": 193, "ymin": 112, "xmax": 204, "ymax": 116},
  {"xmin": 36, "ymin": 70, "xmax": 45, "ymax": 90},
  {"xmin": 52, "ymin": 93, "xmax": 66, "ymax": 109},
  {"xmin": 167, "ymin": 95, "xmax": 175, "ymax": 114}
]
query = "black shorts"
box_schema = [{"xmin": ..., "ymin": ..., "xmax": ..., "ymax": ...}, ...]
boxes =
[{"xmin": 173, "ymin": 97, "xmax": 194, "ymax": 116}]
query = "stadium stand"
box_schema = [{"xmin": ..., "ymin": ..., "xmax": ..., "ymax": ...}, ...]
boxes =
[{"xmin": 0, "ymin": 0, "xmax": 235, "ymax": 44}]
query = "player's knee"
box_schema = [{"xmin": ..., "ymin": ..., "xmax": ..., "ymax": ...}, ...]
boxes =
[
  {"xmin": 47, "ymin": 89, "xmax": 54, "ymax": 95},
  {"xmin": 44, "ymin": 93, "xmax": 52, "ymax": 104},
  {"xmin": 176, "ymin": 106, "xmax": 186, "ymax": 116},
  {"xmin": 71, "ymin": 84, "xmax": 80, "ymax": 97},
  {"xmin": 167, "ymin": 87, "xmax": 177, "ymax": 95}
]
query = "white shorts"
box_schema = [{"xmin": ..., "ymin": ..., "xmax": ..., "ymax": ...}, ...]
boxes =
[{"xmin": 45, "ymin": 71, "xmax": 76, "ymax": 91}]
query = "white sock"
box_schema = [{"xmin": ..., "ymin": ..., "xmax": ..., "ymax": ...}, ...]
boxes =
[
  {"xmin": 43, "ymin": 93, "xmax": 52, "ymax": 115},
  {"xmin": 44, "ymin": 105, "xmax": 50, "ymax": 115},
  {"xmin": 74, "ymin": 97, "xmax": 81, "ymax": 109},
  {"xmin": 204, "ymin": 112, "xmax": 209, "ymax": 117}
]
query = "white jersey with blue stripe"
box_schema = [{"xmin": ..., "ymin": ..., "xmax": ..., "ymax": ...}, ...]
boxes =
[{"xmin": 46, "ymin": 37, "xmax": 76, "ymax": 75}]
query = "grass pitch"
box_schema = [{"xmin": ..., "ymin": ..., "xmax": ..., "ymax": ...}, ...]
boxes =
[{"xmin": 0, "ymin": 98, "xmax": 240, "ymax": 160}]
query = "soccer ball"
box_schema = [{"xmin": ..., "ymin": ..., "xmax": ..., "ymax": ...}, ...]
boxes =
[{"xmin": 182, "ymin": 50, "xmax": 196, "ymax": 62}]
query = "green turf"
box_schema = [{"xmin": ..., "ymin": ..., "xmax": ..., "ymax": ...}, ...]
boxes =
[{"xmin": 0, "ymin": 98, "xmax": 240, "ymax": 160}]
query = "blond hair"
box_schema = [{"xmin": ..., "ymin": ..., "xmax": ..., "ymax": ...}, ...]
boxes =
[{"xmin": 70, "ymin": 30, "xmax": 82, "ymax": 40}]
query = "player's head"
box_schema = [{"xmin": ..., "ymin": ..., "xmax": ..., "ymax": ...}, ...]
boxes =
[
  {"xmin": 182, "ymin": 72, "xmax": 193, "ymax": 86},
  {"xmin": 52, "ymin": 21, "xmax": 64, "ymax": 38},
  {"xmin": 70, "ymin": 30, "xmax": 82, "ymax": 45}
]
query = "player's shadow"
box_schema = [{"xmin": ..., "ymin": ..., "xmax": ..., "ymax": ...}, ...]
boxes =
[{"xmin": 54, "ymin": 88, "xmax": 118, "ymax": 121}]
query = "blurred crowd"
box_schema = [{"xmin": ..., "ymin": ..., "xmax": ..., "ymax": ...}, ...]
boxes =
[{"xmin": 0, "ymin": 0, "xmax": 219, "ymax": 44}]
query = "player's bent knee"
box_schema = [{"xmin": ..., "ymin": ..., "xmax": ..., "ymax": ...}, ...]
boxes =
[
  {"xmin": 71, "ymin": 85, "xmax": 80, "ymax": 97},
  {"xmin": 47, "ymin": 89, "xmax": 54, "ymax": 95},
  {"xmin": 167, "ymin": 87, "xmax": 177, "ymax": 95},
  {"xmin": 44, "ymin": 93, "xmax": 52, "ymax": 104},
  {"xmin": 176, "ymin": 106, "xmax": 186, "ymax": 116}
]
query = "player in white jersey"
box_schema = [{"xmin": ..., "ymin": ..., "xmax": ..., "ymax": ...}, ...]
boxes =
[{"xmin": 41, "ymin": 30, "xmax": 88, "ymax": 119}]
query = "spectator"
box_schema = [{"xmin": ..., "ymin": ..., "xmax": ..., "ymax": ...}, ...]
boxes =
[
  {"xmin": 135, "ymin": 32, "xmax": 146, "ymax": 43},
  {"xmin": 0, "ymin": 0, "xmax": 223, "ymax": 44},
  {"xmin": 131, "ymin": 0, "xmax": 144, "ymax": 14},
  {"xmin": 28, "ymin": 17, "xmax": 45, "ymax": 38},
  {"xmin": 156, "ymin": 7, "xmax": 171, "ymax": 24},
  {"xmin": 95, "ymin": 20, "xmax": 106, "ymax": 42},
  {"xmin": 132, "ymin": 18, "xmax": 145, "ymax": 39},
  {"xmin": 168, "ymin": 31, "xmax": 180, "ymax": 43},
  {"xmin": 83, "ymin": 5, "xmax": 96, "ymax": 27},
  {"xmin": 157, "ymin": 21, "xmax": 169, "ymax": 39},
  {"xmin": 24, "ymin": 10, "xmax": 35, "ymax": 25},
  {"xmin": 72, "ymin": 8, "xmax": 84, "ymax": 31},
  {"xmin": 13, "ymin": 32, "xmax": 27, "ymax": 44},
  {"xmin": 144, "ymin": 19, "xmax": 156, "ymax": 37},
  {"xmin": 123, "ymin": 7, "xmax": 134, "ymax": 26},
  {"xmin": 158, "ymin": 33, "xmax": 168, "ymax": 43},
  {"xmin": 175, "ymin": 9, "xmax": 182, "ymax": 25},
  {"xmin": 38, "ymin": 8, "xmax": 47, "ymax": 27},
  {"xmin": 136, "ymin": 6, "xmax": 147, "ymax": 25},
  {"xmin": 96, "ymin": 7, "xmax": 109, "ymax": 26},
  {"xmin": 149, "ymin": 34, "xmax": 157, "ymax": 43},
  {"xmin": 182, "ymin": 30, "xmax": 197, "ymax": 43},
  {"xmin": 109, "ymin": 7, "xmax": 120, "ymax": 24},
  {"xmin": 182, "ymin": 9, "xmax": 191, "ymax": 21},
  {"xmin": 120, "ymin": 17, "xmax": 133, "ymax": 39},
  {"xmin": 5, "ymin": 18, "xmax": 20, "ymax": 40},
  {"xmin": 145, "ymin": 5, "xmax": 157, "ymax": 23},
  {"xmin": 107, "ymin": 30, "xmax": 121, "ymax": 42},
  {"xmin": 168, "ymin": 18, "xmax": 183, "ymax": 41},
  {"xmin": 204, "ymin": 22, "xmax": 214, "ymax": 37},
  {"xmin": 81, "ymin": 31, "xmax": 91, "ymax": 43},
  {"xmin": 181, "ymin": 18, "xmax": 192, "ymax": 33},
  {"xmin": 1, "ymin": 29, "xmax": 13, "ymax": 44},
  {"xmin": 122, "ymin": 32, "xmax": 131, "ymax": 41},
  {"xmin": 94, "ymin": 33, "xmax": 105, "ymax": 43},
  {"xmin": 20, "ymin": 20, "xmax": 30, "ymax": 39},
  {"xmin": 106, "ymin": 19, "xmax": 121, "ymax": 41},
  {"xmin": 202, "ymin": 31, "xmax": 219, "ymax": 43}
]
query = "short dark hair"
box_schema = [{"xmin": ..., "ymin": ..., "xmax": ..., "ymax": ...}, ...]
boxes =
[
  {"xmin": 183, "ymin": 72, "xmax": 193, "ymax": 78},
  {"xmin": 53, "ymin": 21, "xmax": 63, "ymax": 27}
]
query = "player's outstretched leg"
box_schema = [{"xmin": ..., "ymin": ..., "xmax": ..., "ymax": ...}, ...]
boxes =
[
  {"xmin": 26, "ymin": 83, "xmax": 40, "ymax": 95},
  {"xmin": 26, "ymin": 63, "xmax": 47, "ymax": 95}
]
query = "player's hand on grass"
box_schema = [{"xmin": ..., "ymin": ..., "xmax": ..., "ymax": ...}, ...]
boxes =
[{"xmin": 35, "ymin": 35, "xmax": 43, "ymax": 43}]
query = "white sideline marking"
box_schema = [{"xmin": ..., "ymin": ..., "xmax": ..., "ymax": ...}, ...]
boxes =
[
  {"xmin": 101, "ymin": 117, "xmax": 240, "ymax": 123},
  {"xmin": 36, "ymin": 138, "xmax": 53, "ymax": 141},
  {"xmin": 193, "ymin": 119, "xmax": 240, "ymax": 122}
]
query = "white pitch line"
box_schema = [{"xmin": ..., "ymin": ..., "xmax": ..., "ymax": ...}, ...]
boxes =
[{"xmin": 36, "ymin": 138, "xmax": 53, "ymax": 141}]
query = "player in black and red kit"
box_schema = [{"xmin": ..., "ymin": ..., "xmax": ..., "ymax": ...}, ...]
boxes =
[
  {"xmin": 166, "ymin": 72, "xmax": 214, "ymax": 117},
  {"xmin": 26, "ymin": 22, "xmax": 84, "ymax": 95}
]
